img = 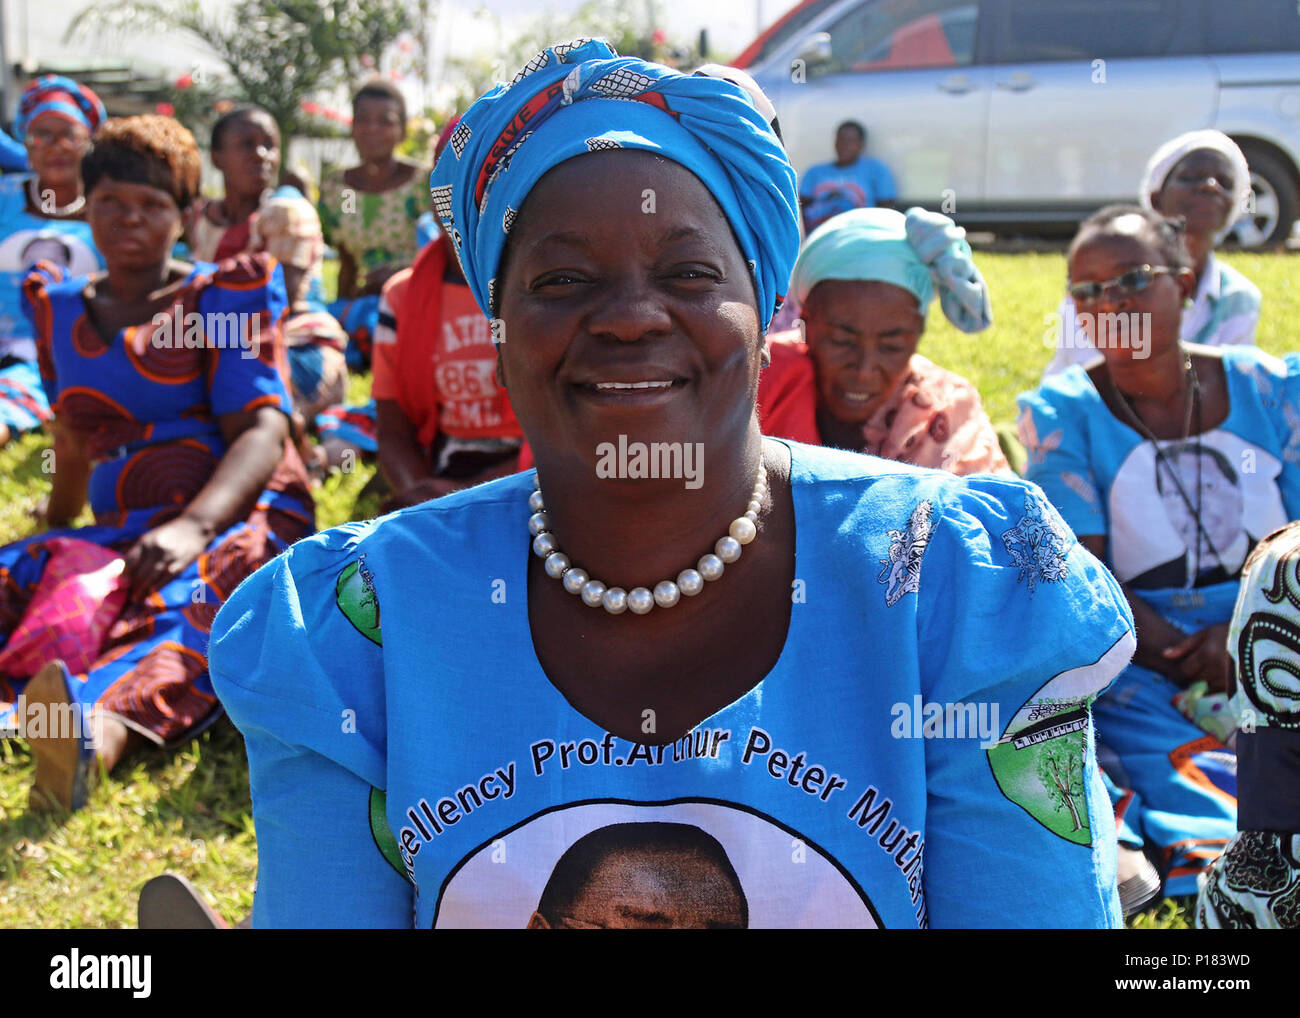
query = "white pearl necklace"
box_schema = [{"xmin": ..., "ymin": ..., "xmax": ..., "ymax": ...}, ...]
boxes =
[
  {"xmin": 529, "ymin": 462, "xmax": 767, "ymax": 616},
  {"xmin": 29, "ymin": 178, "xmax": 85, "ymax": 218}
]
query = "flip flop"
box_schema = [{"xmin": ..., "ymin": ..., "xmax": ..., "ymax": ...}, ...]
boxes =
[{"xmin": 138, "ymin": 873, "xmax": 230, "ymax": 930}]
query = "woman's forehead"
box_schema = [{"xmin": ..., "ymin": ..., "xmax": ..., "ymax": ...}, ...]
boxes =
[
  {"xmin": 1070, "ymin": 221, "xmax": 1158, "ymax": 267},
  {"xmin": 514, "ymin": 151, "xmax": 734, "ymax": 242},
  {"xmin": 1170, "ymin": 148, "xmax": 1234, "ymax": 177}
]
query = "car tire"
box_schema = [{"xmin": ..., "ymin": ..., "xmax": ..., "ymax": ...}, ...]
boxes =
[{"xmin": 1229, "ymin": 146, "xmax": 1299, "ymax": 249}]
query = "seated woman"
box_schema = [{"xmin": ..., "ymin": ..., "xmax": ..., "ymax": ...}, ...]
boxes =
[
  {"xmin": 372, "ymin": 118, "xmax": 522, "ymax": 511},
  {"xmin": 186, "ymin": 104, "xmax": 348, "ymax": 464},
  {"xmin": 1018, "ymin": 205, "xmax": 1299, "ymax": 902},
  {"xmin": 1198, "ymin": 521, "xmax": 1300, "ymax": 929},
  {"xmin": 758, "ymin": 207, "xmax": 1010, "ymax": 476},
  {"xmin": 210, "ymin": 39, "xmax": 1135, "ymax": 929},
  {"xmin": 1043, "ymin": 131, "xmax": 1260, "ymax": 379},
  {"xmin": 318, "ymin": 79, "xmax": 429, "ymax": 369},
  {"xmin": 373, "ymin": 225, "xmax": 522, "ymax": 512},
  {"xmin": 0, "ymin": 75, "xmax": 106, "ymax": 445},
  {"xmin": 0, "ymin": 115, "xmax": 315, "ymax": 811}
]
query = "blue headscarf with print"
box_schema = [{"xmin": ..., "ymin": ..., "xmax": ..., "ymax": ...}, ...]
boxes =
[
  {"xmin": 15, "ymin": 75, "xmax": 106, "ymax": 141},
  {"xmin": 428, "ymin": 38, "xmax": 799, "ymax": 331}
]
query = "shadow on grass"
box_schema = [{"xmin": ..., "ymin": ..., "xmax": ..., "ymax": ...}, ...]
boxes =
[{"xmin": 0, "ymin": 717, "xmax": 252, "ymax": 879}]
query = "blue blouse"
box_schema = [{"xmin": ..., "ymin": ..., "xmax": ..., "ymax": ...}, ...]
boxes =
[{"xmin": 210, "ymin": 442, "xmax": 1135, "ymax": 928}]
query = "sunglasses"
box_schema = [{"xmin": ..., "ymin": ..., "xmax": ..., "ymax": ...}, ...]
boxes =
[{"xmin": 1067, "ymin": 265, "xmax": 1177, "ymax": 304}]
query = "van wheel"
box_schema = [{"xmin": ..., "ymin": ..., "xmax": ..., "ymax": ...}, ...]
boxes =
[{"xmin": 1228, "ymin": 147, "xmax": 1298, "ymax": 248}]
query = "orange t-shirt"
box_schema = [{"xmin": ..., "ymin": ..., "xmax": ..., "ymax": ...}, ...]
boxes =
[{"xmin": 372, "ymin": 239, "xmax": 519, "ymax": 451}]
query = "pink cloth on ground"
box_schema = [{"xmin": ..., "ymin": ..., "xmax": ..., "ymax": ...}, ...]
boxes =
[{"xmin": 0, "ymin": 537, "xmax": 129, "ymax": 678}]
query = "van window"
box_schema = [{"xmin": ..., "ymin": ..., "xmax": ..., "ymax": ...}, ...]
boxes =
[
  {"xmin": 820, "ymin": 0, "xmax": 980, "ymax": 74},
  {"xmin": 1208, "ymin": 0, "xmax": 1300, "ymax": 52},
  {"xmin": 993, "ymin": 0, "xmax": 1179, "ymax": 62}
]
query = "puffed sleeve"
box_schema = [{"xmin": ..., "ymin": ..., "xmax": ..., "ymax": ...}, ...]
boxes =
[
  {"xmin": 1017, "ymin": 371, "xmax": 1108, "ymax": 539},
  {"xmin": 20, "ymin": 260, "xmax": 63, "ymax": 403},
  {"xmin": 209, "ymin": 522, "xmax": 414, "ymax": 928},
  {"xmin": 916, "ymin": 475, "xmax": 1136, "ymax": 928},
  {"xmin": 1267, "ymin": 352, "xmax": 1300, "ymax": 522},
  {"xmin": 201, "ymin": 253, "xmax": 294, "ymax": 419}
]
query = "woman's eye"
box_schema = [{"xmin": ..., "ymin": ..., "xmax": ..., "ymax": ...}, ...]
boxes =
[{"xmin": 534, "ymin": 273, "xmax": 583, "ymax": 289}]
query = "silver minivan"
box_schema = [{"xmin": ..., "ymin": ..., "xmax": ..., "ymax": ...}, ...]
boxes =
[{"xmin": 743, "ymin": 0, "xmax": 1300, "ymax": 246}]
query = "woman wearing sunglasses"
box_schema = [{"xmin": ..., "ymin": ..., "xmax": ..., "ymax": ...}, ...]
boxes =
[
  {"xmin": 1043, "ymin": 131, "xmax": 1259, "ymax": 380},
  {"xmin": 1018, "ymin": 204, "xmax": 1300, "ymax": 913},
  {"xmin": 209, "ymin": 40, "xmax": 1136, "ymax": 929}
]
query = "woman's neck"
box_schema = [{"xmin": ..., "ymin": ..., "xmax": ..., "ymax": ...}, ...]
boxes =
[
  {"xmin": 1185, "ymin": 232, "xmax": 1213, "ymax": 282},
  {"xmin": 100, "ymin": 261, "xmax": 178, "ymax": 306},
  {"xmin": 33, "ymin": 177, "xmax": 82, "ymax": 213},
  {"xmin": 1109, "ymin": 342, "xmax": 1189, "ymax": 408},
  {"xmin": 221, "ymin": 188, "xmax": 266, "ymax": 225},
  {"xmin": 531, "ymin": 428, "xmax": 768, "ymax": 591},
  {"xmin": 815, "ymin": 405, "xmax": 868, "ymax": 452},
  {"xmin": 362, "ymin": 154, "xmax": 398, "ymax": 178}
]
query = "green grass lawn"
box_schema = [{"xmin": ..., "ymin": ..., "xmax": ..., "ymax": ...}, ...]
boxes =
[{"xmin": 0, "ymin": 250, "xmax": 1293, "ymax": 928}]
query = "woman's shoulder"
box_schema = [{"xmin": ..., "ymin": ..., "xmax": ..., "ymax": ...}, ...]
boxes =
[
  {"xmin": 190, "ymin": 252, "xmax": 281, "ymax": 298},
  {"xmin": 0, "ymin": 172, "xmax": 29, "ymax": 214},
  {"xmin": 1018, "ymin": 361, "xmax": 1101, "ymax": 416},
  {"xmin": 788, "ymin": 438, "xmax": 1040, "ymax": 518},
  {"xmin": 1213, "ymin": 256, "xmax": 1262, "ymax": 305},
  {"xmin": 271, "ymin": 470, "xmax": 533, "ymax": 571},
  {"xmin": 21, "ymin": 260, "xmax": 91, "ymax": 310}
]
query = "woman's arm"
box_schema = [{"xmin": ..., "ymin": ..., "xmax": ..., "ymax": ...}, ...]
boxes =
[
  {"xmin": 337, "ymin": 248, "xmax": 358, "ymax": 300},
  {"xmin": 376, "ymin": 397, "xmax": 433, "ymax": 495},
  {"xmin": 123, "ymin": 406, "xmax": 287, "ymax": 599},
  {"xmin": 43, "ymin": 418, "xmax": 91, "ymax": 527},
  {"xmin": 209, "ymin": 540, "xmax": 415, "ymax": 928}
]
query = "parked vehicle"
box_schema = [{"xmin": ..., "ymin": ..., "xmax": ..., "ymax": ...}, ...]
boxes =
[{"xmin": 740, "ymin": 0, "xmax": 1300, "ymax": 246}]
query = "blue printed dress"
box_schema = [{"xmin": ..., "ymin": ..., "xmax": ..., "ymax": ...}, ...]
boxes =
[
  {"xmin": 210, "ymin": 441, "xmax": 1135, "ymax": 928},
  {"xmin": 1018, "ymin": 346, "xmax": 1300, "ymax": 895},
  {"xmin": 0, "ymin": 254, "xmax": 315, "ymax": 744}
]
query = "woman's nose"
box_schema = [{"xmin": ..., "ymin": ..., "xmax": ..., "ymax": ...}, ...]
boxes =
[{"xmin": 587, "ymin": 276, "xmax": 672, "ymax": 342}]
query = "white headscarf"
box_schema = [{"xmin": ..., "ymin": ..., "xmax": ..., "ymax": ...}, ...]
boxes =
[{"xmin": 1139, "ymin": 130, "xmax": 1252, "ymax": 237}]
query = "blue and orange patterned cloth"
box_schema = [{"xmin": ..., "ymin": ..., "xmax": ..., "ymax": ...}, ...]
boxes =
[{"xmin": 0, "ymin": 254, "xmax": 314, "ymax": 744}]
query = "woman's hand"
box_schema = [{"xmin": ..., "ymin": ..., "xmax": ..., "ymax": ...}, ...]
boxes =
[
  {"xmin": 124, "ymin": 515, "xmax": 214, "ymax": 600},
  {"xmin": 1162, "ymin": 622, "xmax": 1232, "ymax": 693}
]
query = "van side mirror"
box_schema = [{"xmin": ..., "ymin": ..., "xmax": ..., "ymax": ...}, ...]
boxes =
[{"xmin": 795, "ymin": 32, "xmax": 833, "ymax": 68}]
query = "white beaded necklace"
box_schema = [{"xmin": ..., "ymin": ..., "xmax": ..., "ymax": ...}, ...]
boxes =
[
  {"xmin": 29, "ymin": 178, "xmax": 85, "ymax": 218},
  {"xmin": 529, "ymin": 461, "xmax": 767, "ymax": 615}
]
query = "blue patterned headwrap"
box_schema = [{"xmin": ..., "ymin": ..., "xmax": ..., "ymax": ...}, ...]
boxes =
[
  {"xmin": 428, "ymin": 38, "xmax": 800, "ymax": 331},
  {"xmin": 16, "ymin": 75, "xmax": 106, "ymax": 141}
]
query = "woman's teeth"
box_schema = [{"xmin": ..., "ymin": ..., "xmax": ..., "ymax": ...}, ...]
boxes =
[{"xmin": 593, "ymin": 381, "xmax": 674, "ymax": 391}]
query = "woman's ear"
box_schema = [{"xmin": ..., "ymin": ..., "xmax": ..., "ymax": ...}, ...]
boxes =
[
  {"xmin": 1175, "ymin": 266, "xmax": 1198, "ymax": 302},
  {"xmin": 495, "ymin": 347, "xmax": 508, "ymax": 390},
  {"xmin": 1149, "ymin": 190, "xmax": 1167, "ymax": 215}
]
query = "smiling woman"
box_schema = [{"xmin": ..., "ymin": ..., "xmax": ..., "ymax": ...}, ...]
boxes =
[
  {"xmin": 210, "ymin": 38, "xmax": 1137, "ymax": 930},
  {"xmin": 757, "ymin": 207, "xmax": 1011, "ymax": 475}
]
